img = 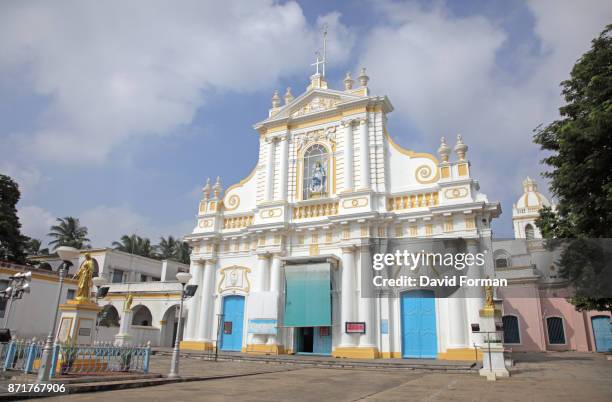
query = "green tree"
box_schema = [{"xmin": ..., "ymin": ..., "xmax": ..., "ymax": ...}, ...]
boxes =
[
  {"xmin": 0, "ymin": 174, "xmax": 29, "ymax": 263},
  {"xmin": 156, "ymin": 235, "xmax": 178, "ymax": 259},
  {"xmin": 25, "ymin": 238, "xmax": 50, "ymax": 256},
  {"xmin": 534, "ymin": 25, "xmax": 612, "ymax": 312},
  {"xmin": 112, "ymin": 234, "xmax": 155, "ymax": 258},
  {"xmin": 155, "ymin": 235, "xmax": 191, "ymax": 264},
  {"xmin": 174, "ymin": 241, "xmax": 191, "ymax": 265},
  {"xmin": 47, "ymin": 217, "xmax": 90, "ymax": 250}
]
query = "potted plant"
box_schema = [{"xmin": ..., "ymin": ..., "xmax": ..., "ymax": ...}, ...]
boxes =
[
  {"xmin": 120, "ymin": 348, "xmax": 132, "ymax": 371},
  {"xmin": 60, "ymin": 336, "xmax": 78, "ymax": 375}
]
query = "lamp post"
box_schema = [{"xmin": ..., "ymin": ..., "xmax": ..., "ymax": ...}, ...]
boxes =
[
  {"xmin": 168, "ymin": 271, "xmax": 192, "ymax": 378},
  {"xmin": 37, "ymin": 246, "xmax": 79, "ymax": 383},
  {"xmin": 92, "ymin": 276, "xmax": 108, "ymax": 342},
  {"xmin": 1, "ymin": 271, "xmax": 32, "ymax": 329}
]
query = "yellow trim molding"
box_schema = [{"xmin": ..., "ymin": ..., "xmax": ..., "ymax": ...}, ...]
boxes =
[
  {"xmin": 438, "ymin": 348, "xmax": 482, "ymax": 361},
  {"xmin": 332, "ymin": 347, "xmax": 380, "ymax": 359},
  {"xmin": 380, "ymin": 352, "xmax": 402, "ymax": 359},
  {"xmin": 385, "ymin": 129, "xmax": 439, "ymax": 165},
  {"xmin": 223, "ymin": 163, "xmax": 258, "ymax": 209},
  {"xmin": 243, "ymin": 344, "xmax": 285, "ymax": 355},
  {"xmin": 180, "ymin": 340, "xmax": 214, "ymax": 351},
  {"xmin": 60, "ymin": 300, "xmax": 101, "ymax": 312}
]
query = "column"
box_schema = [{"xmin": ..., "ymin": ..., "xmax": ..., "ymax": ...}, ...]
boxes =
[
  {"xmin": 448, "ymin": 296, "xmax": 468, "ymax": 348},
  {"xmin": 340, "ymin": 246, "xmax": 357, "ymax": 347},
  {"xmin": 465, "ymin": 239, "xmax": 485, "ymax": 346},
  {"xmin": 265, "ymin": 137, "xmax": 276, "ymax": 201},
  {"xmin": 358, "ymin": 117, "xmax": 370, "ymax": 189},
  {"xmin": 278, "ymin": 136, "xmax": 289, "ymax": 200},
  {"xmin": 256, "ymin": 254, "xmax": 270, "ymax": 292},
  {"xmin": 267, "ymin": 254, "xmax": 282, "ymax": 347},
  {"xmin": 184, "ymin": 260, "xmax": 204, "ymax": 340},
  {"xmin": 251, "ymin": 255, "xmax": 270, "ymax": 345},
  {"xmin": 358, "ymin": 246, "xmax": 376, "ymax": 348},
  {"xmin": 196, "ymin": 259, "xmax": 216, "ymax": 342},
  {"xmin": 342, "ymin": 121, "xmax": 354, "ymax": 191}
]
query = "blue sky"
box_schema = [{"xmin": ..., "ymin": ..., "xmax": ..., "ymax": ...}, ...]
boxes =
[{"xmin": 1, "ymin": 0, "xmax": 610, "ymax": 247}]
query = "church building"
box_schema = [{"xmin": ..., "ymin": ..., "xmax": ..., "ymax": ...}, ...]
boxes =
[{"xmin": 180, "ymin": 56, "xmax": 501, "ymax": 359}]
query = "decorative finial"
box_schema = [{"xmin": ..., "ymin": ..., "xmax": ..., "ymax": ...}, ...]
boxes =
[
  {"xmin": 523, "ymin": 176, "xmax": 536, "ymax": 192},
  {"xmin": 454, "ymin": 134, "xmax": 468, "ymax": 160},
  {"xmin": 202, "ymin": 178, "xmax": 211, "ymax": 200},
  {"xmin": 358, "ymin": 67, "xmax": 369, "ymax": 87},
  {"xmin": 271, "ymin": 90, "xmax": 280, "ymax": 108},
  {"xmin": 343, "ymin": 71, "xmax": 353, "ymax": 90},
  {"xmin": 284, "ymin": 87, "xmax": 294, "ymax": 104},
  {"xmin": 213, "ymin": 176, "xmax": 222, "ymax": 198},
  {"xmin": 438, "ymin": 137, "xmax": 451, "ymax": 163}
]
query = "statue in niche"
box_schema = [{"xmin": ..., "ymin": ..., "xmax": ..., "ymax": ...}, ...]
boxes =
[{"xmin": 310, "ymin": 161, "xmax": 327, "ymax": 194}]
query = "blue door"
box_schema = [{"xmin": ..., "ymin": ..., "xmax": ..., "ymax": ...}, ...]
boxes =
[
  {"xmin": 401, "ymin": 290, "xmax": 437, "ymax": 358},
  {"xmin": 592, "ymin": 316, "xmax": 612, "ymax": 352},
  {"xmin": 313, "ymin": 327, "xmax": 332, "ymax": 355},
  {"xmin": 221, "ymin": 296, "xmax": 245, "ymax": 351}
]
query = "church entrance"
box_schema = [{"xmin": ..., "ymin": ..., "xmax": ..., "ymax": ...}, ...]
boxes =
[
  {"xmin": 284, "ymin": 261, "xmax": 333, "ymax": 355},
  {"xmin": 296, "ymin": 326, "xmax": 332, "ymax": 355},
  {"xmin": 401, "ymin": 289, "xmax": 437, "ymax": 358},
  {"xmin": 220, "ymin": 295, "xmax": 245, "ymax": 352}
]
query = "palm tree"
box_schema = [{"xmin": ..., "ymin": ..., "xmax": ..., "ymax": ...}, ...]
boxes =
[
  {"xmin": 156, "ymin": 236, "xmax": 178, "ymax": 259},
  {"xmin": 112, "ymin": 234, "xmax": 155, "ymax": 258},
  {"xmin": 174, "ymin": 241, "xmax": 191, "ymax": 265},
  {"xmin": 48, "ymin": 217, "xmax": 90, "ymax": 250},
  {"xmin": 25, "ymin": 238, "xmax": 49, "ymax": 256}
]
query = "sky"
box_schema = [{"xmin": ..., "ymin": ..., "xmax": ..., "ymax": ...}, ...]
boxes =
[{"xmin": 1, "ymin": 0, "xmax": 611, "ymax": 247}]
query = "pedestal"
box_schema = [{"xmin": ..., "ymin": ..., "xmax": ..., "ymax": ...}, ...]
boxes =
[
  {"xmin": 114, "ymin": 309, "xmax": 133, "ymax": 346},
  {"xmin": 478, "ymin": 307, "xmax": 510, "ymax": 380},
  {"xmin": 57, "ymin": 300, "xmax": 101, "ymax": 345}
]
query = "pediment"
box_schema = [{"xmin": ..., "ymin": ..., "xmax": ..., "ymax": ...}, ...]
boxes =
[
  {"xmin": 289, "ymin": 94, "xmax": 342, "ymax": 118},
  {"xmin": 266, "ymin": 89, "xmax": 365, "ymax": 122}
]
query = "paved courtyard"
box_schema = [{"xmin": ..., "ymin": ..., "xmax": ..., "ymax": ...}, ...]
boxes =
[{"xmin": 40, "ymin": 352, "xmax": 612, "ymax": 401}]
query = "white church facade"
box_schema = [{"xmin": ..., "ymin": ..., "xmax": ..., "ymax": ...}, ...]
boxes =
[{"xmin": 180, "ymin": 61, "xmax": 501, "ymax": 360}]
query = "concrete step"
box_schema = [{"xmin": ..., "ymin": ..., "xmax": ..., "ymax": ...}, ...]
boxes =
[{"xmin": 152, "ymin": 350, "xmax": 477, "ymax": 372}]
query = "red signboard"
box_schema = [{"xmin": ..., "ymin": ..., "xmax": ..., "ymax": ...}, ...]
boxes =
[{"xmin": 345, "ymin": 322, "xmax": 366, "ymax": 334}]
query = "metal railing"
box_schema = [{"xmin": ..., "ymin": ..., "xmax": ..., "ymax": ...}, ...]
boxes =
[{"xmin": 2, "ymin": 339, "xmax": 151, "ymax": 376}]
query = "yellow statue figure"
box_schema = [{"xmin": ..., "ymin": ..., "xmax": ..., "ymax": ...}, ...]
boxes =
[
  {"xmin": 485, "ymin": 283, "xmax": 495, "ymax": 309},
  {"xmin": 124, "ymin": 294, "xmax": 133, "ymax": 312},
  {"xmin": 73, "ymin": 253, "xmax": 95, "ymax": 302}
]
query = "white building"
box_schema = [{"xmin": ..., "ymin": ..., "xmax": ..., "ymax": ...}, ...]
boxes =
[
  {"xmin": 1, "ymin": 261, "xmax": 78, "ymax": 339},
  {"xmin": 2, "ymin": 249, "xmax": 188, "ymax": 346},
  {"xmin": 511, "ymin": 177, "xmax": 551, "ymax": 240},
  {"xmin": 180, "ymin": 64, "xmax": 501, "ymax": 360}
]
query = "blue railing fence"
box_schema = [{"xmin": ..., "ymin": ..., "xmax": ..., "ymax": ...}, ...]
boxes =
[{"xmin": 2, "ymin": 339, "xmax": 151, "ymax": 376}]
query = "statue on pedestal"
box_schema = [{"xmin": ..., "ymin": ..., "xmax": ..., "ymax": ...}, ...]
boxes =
[{"xmin": 74, "ymin": 253, "xmax": 95, "ymax": 302}]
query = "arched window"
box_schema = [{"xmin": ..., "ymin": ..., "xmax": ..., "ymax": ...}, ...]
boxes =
[
  {"xmin": 98, "ymin": 305, "xmax": 120, "ymax": 327},
  {"xmin": 502, "ymin": 315, "xmax": 520, "ymax": 344},
  {"xmin": 302, "ymin": 144, "xmax": 329, "ymax": 200},
  {"xmin": 546, "ymin": 317, "xmax": 566, "ymax": 344},
  {"xmin": 495, "ymin": 258, "xmax": 508, "ymax": 268},
  {"xmin": 525, "ymin": 224, "xmax": 535, "ymax": 240},
  {"xmin": 132, "ymin": 305, "xmax": 153, "ymax": 327}
]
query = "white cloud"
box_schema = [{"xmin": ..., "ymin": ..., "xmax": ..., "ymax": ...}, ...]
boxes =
[
  {"xmin": 18, "ymin": 204, "xmax": 193, "ymax": 249},
  {"xmin": 0, "ymin": 0, "xmax": 353, "ymax": 164},
  {"xmin": 1, "ymin": 163, "xmax": 43, "ymax": 202},
  {"xmin": 358, "ymin": 0, "xmax": 612, "ymax": 232},
  {"xmin": 80, "ymin": 205, "xmax": 193, "ymax": 247},
  {"xmin": 17, "ymin": 205, "xmax": 56, "ymax": 243}
]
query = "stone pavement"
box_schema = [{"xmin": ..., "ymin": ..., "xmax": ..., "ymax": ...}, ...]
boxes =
[{"xmin": 20, "ymin": 352, "xmax": 612, "ymax": 401}]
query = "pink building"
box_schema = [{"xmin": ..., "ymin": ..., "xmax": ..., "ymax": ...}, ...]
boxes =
[{"xmin": 493, "ymin": 178, "xmax": 612, "ymax": 353}]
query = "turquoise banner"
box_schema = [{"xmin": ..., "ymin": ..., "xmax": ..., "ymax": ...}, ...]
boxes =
[{"xmin": 284, "ymin": 263, "xmax": 332, "ymax": 327}]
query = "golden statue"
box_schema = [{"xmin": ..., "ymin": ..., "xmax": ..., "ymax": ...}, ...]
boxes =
[
  {"xmin": 73, "ymin": 253, "xmax": 95, "ymax": 302},
  {"xmin": 484, "ymin": 283, "xmax": 495, "ymax": 309},
  {"xmin": 124, "ymin": 294, "xmax": 133, "ymax": 312}
]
